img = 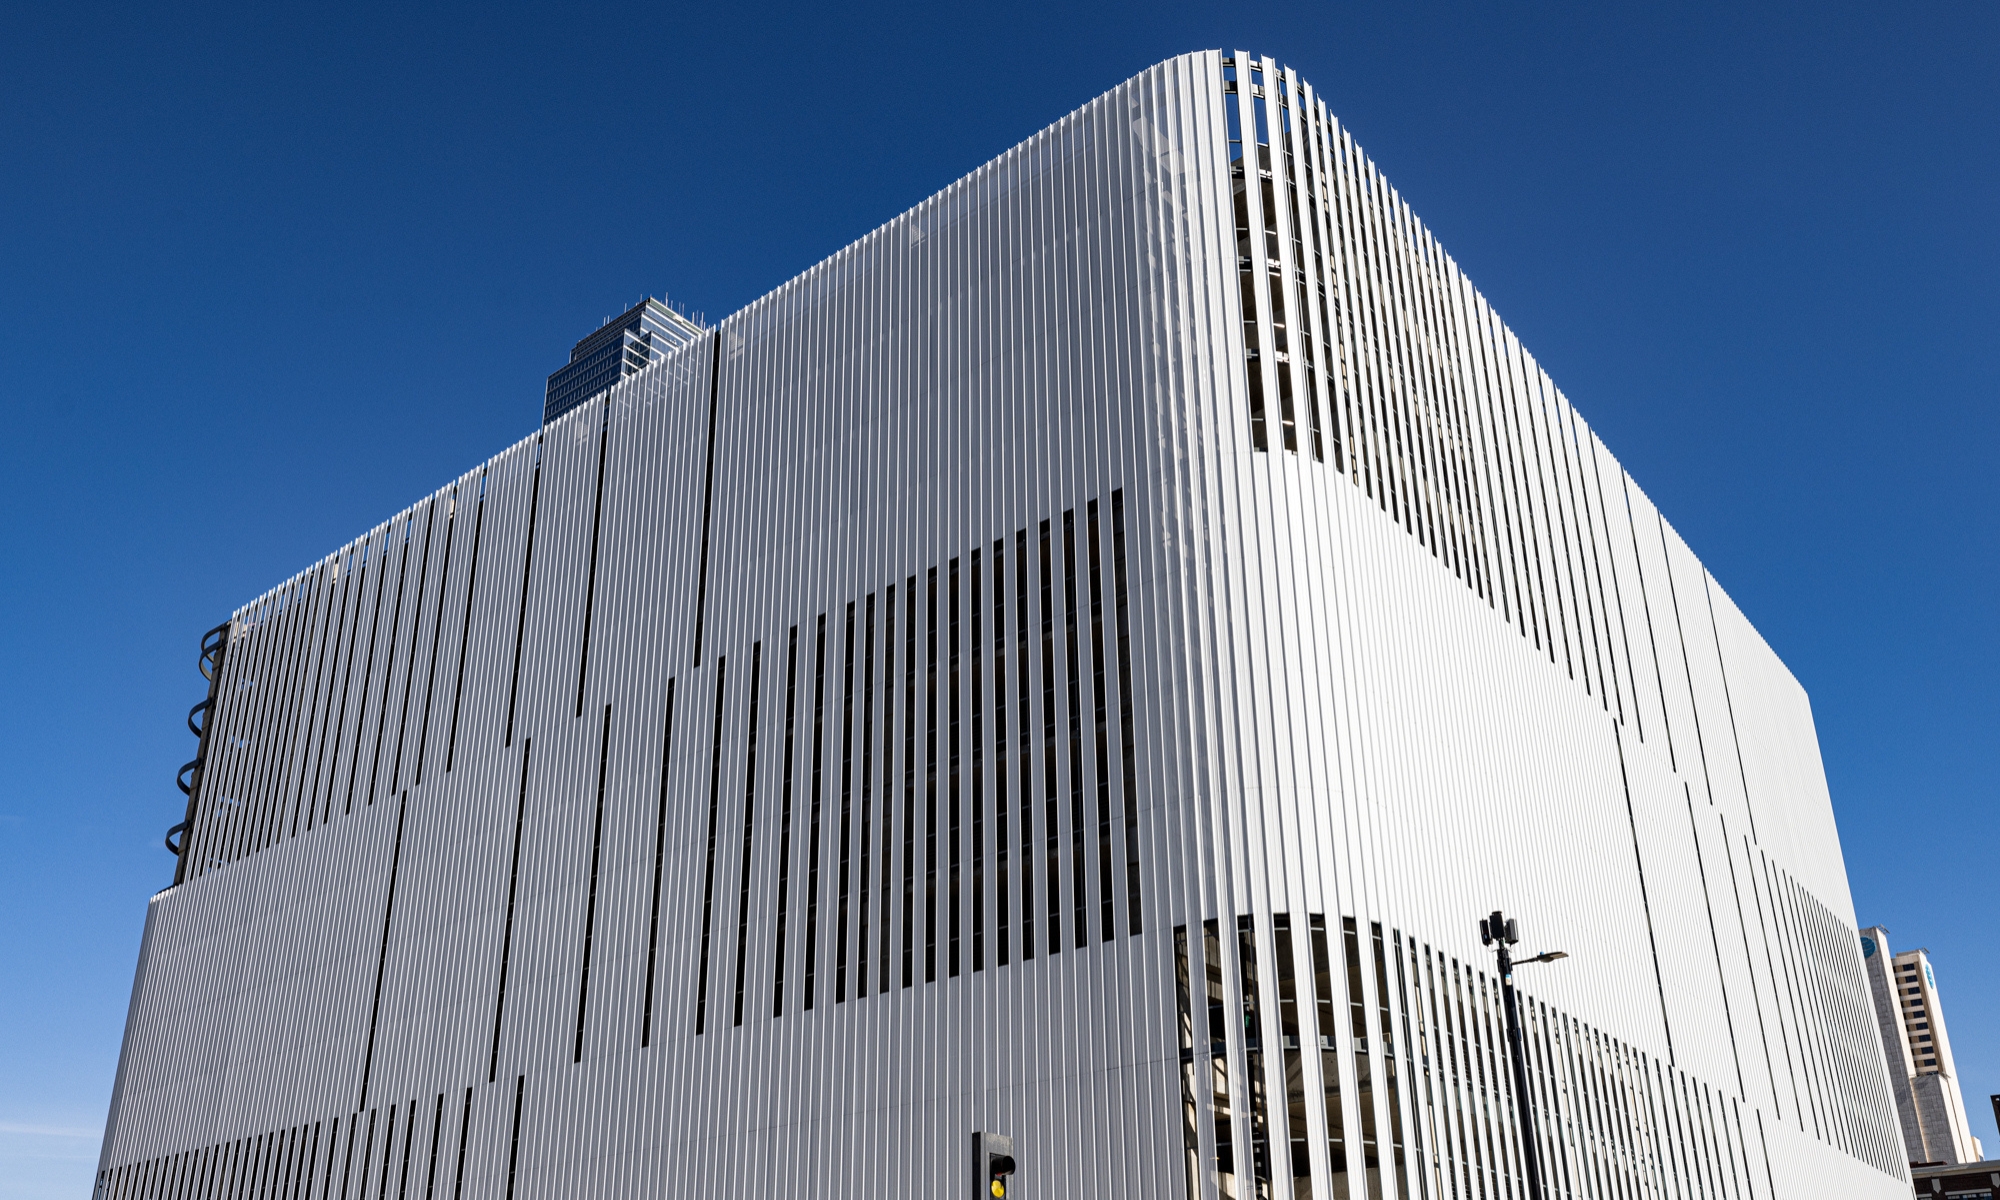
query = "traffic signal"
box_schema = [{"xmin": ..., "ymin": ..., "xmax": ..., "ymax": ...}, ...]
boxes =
[{"xmin": 973, "ymin": 1131, "xmax": 1016, "ymax": 1199}]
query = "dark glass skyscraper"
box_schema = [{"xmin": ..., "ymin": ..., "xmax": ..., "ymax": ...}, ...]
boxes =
[{"xmin": 543, "ymin": 296, "xmax": 704, "ymax": 423}]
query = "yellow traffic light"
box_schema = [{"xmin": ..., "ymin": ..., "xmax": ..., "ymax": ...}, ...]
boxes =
[{"xmin": 974, "ymin": 1132, "xmax": 1016, "ymax": 1200}]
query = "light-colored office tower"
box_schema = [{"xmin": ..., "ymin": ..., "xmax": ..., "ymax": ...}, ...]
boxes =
[
  {"xmin": 101, "ymin": 51, "xmax": 1911, "ymax": 1200},
  {"xmin": 1861, "ymin": 927, "xmax": 1984, "ymax": 1164}
]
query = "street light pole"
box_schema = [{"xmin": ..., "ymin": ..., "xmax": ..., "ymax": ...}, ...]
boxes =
[{"xmin": 1481, "ymin": 911, "xmax": 1567, "ymax": 1200}]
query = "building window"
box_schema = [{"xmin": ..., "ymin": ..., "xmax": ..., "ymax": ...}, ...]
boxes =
[
  {"xmin": 1238, "ymin": 916, "xmax": 1277, "ymax": 1196},
  {"xmin": 693, "ymin": 657, "xmax": 730, "ymax": 1035},
  {"xmin": 1014, "ymin": 528, "xmax": 1036, "ymax": 961},
  {"xmin": 1224, "ymin": 68, "xmax": 1268, "ymax": 453},
  {"xmin": 1272, "ymin": 915, "xmax": 1312, "ymax": 1190},
  {"xmin": 1370, "ymin": 923, "xmax": 1410, "ymax": 1197},
  {"xmin": 1306, "ymin": 916, "xmax": 1349, "ymax": 1192},
  {"xmin": 1062, "ymin": 513, "xmax": 1087, "ymax": 950},
  {"xmin": 1109, "ymin": 489, "xmax": 1142, "ymax": 936},
  {"xmin": 1085, "ymin": 503, "xmax": 1114, "ymax": 944},
  {"xmin": 1176, "ymin": 925, "xmax": 1202, "ymax": 1200},
  {"xmin": 1206, "ymin": 919, "xmax": 1239, "ymax": 1199},
  {"xmin": 641, "ymin": 687, "xmax": 677, "ymax": 1048},
  {"xmin": 835, "ymin": 602, "xmax": 858, "ymax": 1002},
  {"xmin": 772, "ymin": 627, "xmax": 802, "ymax": 1017},
  {"xmin": 803, "ymin": 614, "xmax": 827, "ymax": 1010},
  {"xmin": 1038, "ymin": 521, "xmax": 1061, "ymax": 954},
  {"xmin": 991, "ymin": 539, "xmax": 1011, "ymax": 967},
  {"xmin": 1342, "ymin": 918, "xmax": 1382, "ymax": 1196},
  {"xmin": 860, "ymin": 589, "xmax": 883, "ymax": 998},
  {"xmin": 730, "ymin": 644, "xmax": 765, "ymax": 1029},
  {"xmin": 901, "ymin": 575, "xmax": 918, "ymax": 990}
]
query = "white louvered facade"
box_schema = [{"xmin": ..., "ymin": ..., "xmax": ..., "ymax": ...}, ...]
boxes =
[{"xmin": 98, "ymin": 51, "xmax": 1907, "ymax": 1200}]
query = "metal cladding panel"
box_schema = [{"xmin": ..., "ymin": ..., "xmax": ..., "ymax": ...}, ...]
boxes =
[
  {"xmin": 100, "ymin": 50, "xmax": 1904, "ymax": 1200},
  {"xmin": 1706, "ymin": 577, "xmax": 1851, "ymax": 914}
]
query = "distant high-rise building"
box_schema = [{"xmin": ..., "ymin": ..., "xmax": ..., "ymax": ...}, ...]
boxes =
[
  {"xmin": 1911, "ymin": 1158, "xmax": 2000, "ymax": 1199},
  {"xmin": 543, "ymin": 296, "xmax": 704, "ymax": 423},
  {"xmin": 1862, "ymin": 926, "xmax": 1984, "ymax": 1164}
]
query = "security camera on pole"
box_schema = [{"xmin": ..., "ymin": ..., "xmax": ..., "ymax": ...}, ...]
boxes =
[{"xmin": 1480, "ymin": 911, "xmax": 1568, "ymax": 1200}]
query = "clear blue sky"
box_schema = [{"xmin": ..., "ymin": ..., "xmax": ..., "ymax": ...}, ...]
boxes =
[{"xmin": 2, "ymin": 2, "xmax": 1993, "ymax": 1195}]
